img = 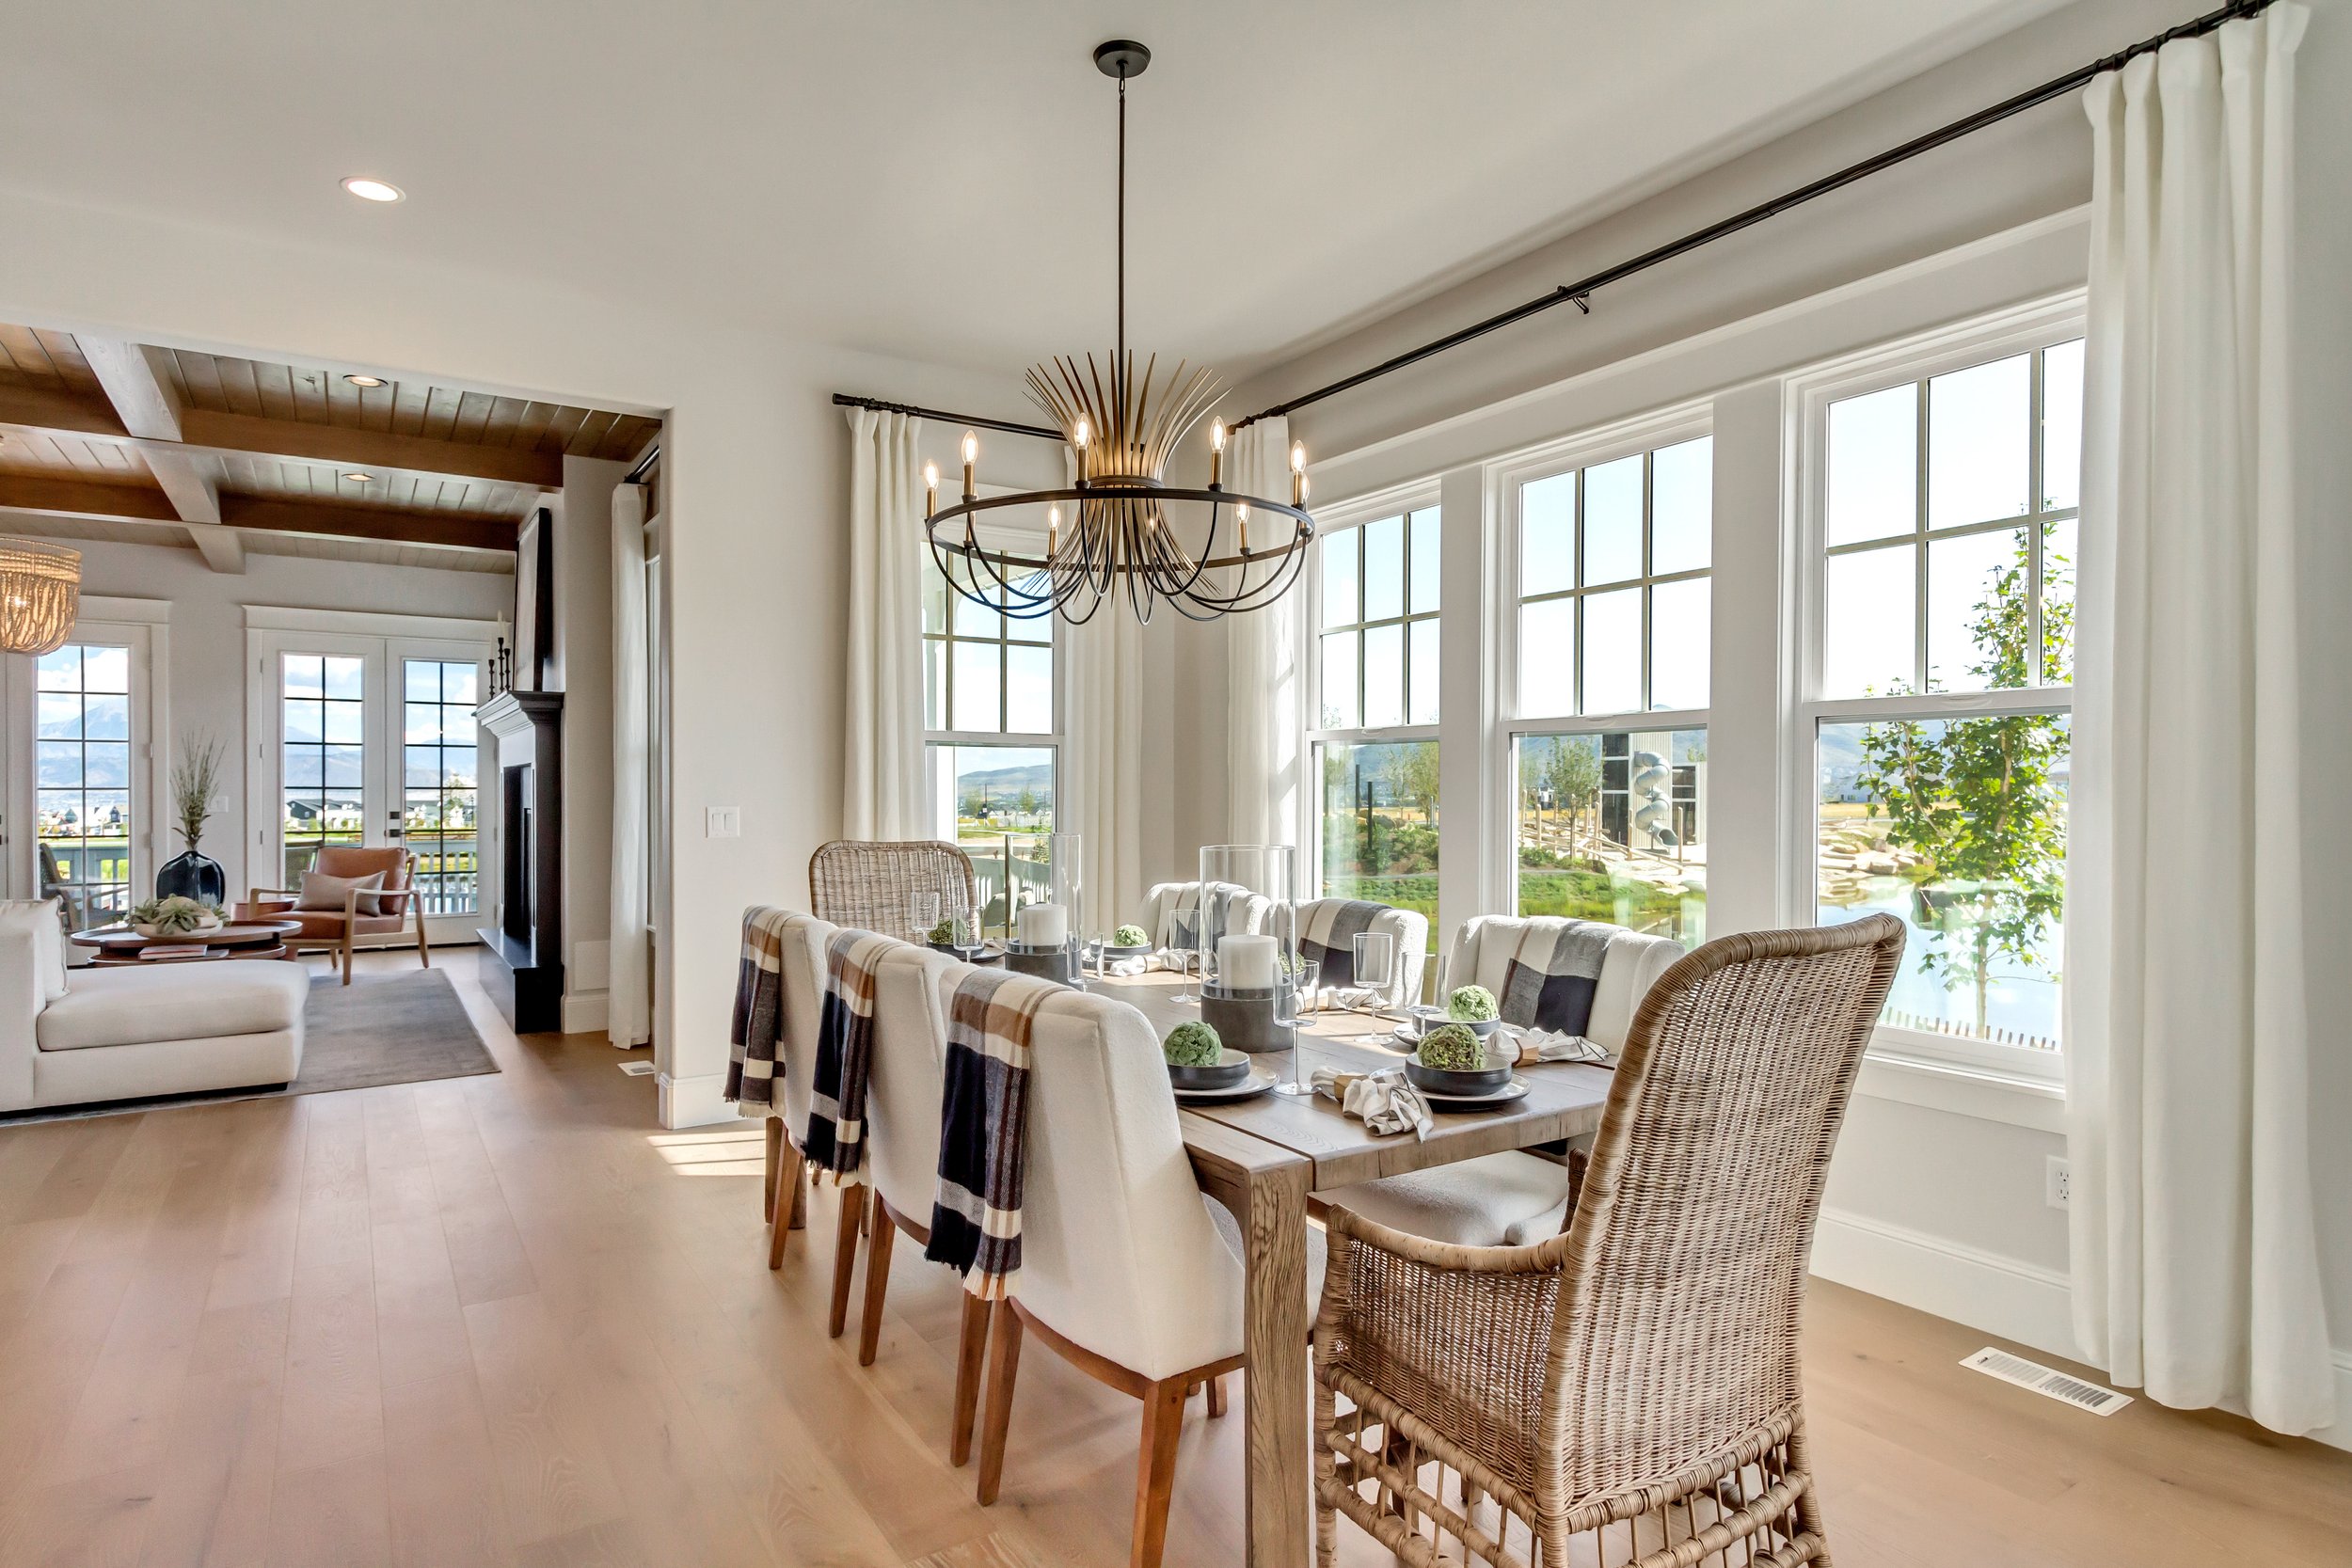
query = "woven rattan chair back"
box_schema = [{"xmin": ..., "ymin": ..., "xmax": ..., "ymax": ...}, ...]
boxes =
[{"xmin": 807, "ymin": 840, "xmax": 978, "ymax": 940}]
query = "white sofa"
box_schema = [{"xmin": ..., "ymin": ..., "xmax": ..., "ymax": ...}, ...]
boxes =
[{"xmin": 0, "ymin": 901, "xmax": 311, "ymax": 1114}]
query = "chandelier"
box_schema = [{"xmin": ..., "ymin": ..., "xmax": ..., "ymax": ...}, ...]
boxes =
[
  {"xmin": 0, "ymin": 539, "xmax": 81, "ymax": 657},
  {"xmin": 924, "ymin": 40, "xmax": 1313, "ymax": 625}
]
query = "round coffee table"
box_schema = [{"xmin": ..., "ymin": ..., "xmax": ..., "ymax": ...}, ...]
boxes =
[{"xmin": 71, "ymin": 920, "xmax": 305, "ymax": 965}]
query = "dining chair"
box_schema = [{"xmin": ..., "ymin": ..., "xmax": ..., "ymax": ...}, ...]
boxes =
[
  {"xmin": 808, "ymin": 839, "xmax": 978, "ymax": 940},
  {"xmin": 1311, "ymin": 914, "xmax": 1904, "ymax": 1568},
  {"xmin": 856, "ymin": 941, "xmax": 997, "ymax": 1465},
  {"xmin": 760, "ymin": 910, "xmax": 838, "ymax": 1268},
  {"xmin": 1320, "ymin": 914, "xmax": 1684, "ymax": 1248},
  {"xmin": 1295, "ymin": 897, "xmax": 1428, "ymax": 1009},
  {"xmin": 1135, "ymin": 879, "xmax": 1269, "ymax": 953},
  {"xmin": 246, "ymin": 845, "xmax": 432, "ymax": 985},
  {"xmin": 971, "ymin": 978, "xmax": 1317, "ymax": 1568}
]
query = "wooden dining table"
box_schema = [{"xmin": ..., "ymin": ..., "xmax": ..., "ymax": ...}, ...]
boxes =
[{"xmin": 1089, "ymin": 970, "xmax": 1618, "ymax": 1568}]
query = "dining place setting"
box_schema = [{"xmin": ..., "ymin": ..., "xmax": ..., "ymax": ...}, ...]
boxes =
[{"xmin": 739, "ymin": 833, "xmax": 1904, "ymax": 1568}]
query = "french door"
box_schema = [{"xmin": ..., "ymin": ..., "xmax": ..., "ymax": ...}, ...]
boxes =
[{"xmin": 249, "ymin": 626, "xmax": 493, "ymax": 944}]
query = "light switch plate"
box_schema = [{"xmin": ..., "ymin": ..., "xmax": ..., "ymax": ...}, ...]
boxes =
[{"xmin": 706, "ymin": 805, "xmax": 740, "ymax": 839}]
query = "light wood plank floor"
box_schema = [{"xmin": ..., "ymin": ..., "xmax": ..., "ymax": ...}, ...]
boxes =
[{"xmin": 0, "ymin": 949, "xmax": 2343, "ymax": 1567}]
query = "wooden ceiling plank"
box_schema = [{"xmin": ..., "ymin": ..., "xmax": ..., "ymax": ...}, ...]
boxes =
[
  {"xmin": 79, "ymin": 338, "xmax": 188, "ymax": 441},
  {"xmin": 538, "ymin": 404, "xmax": 589, "ymax": 453},
  {"xmin": 218, "ymin": 356, "xmax": 264, "ymax": 419},
  {"xmin": 390, "ymin": 378, "xmax": 429, "ymax": 436},
  {"xmin": 0, "ymin": 383, "xmax": 131, "ymax": 437},
  {"xmin": 450, "ymin": 390, "xmax": 496, "ymax": 447},
  {"xmin": 34, "ymin": 332, "xmax": 101, "ymax": 396},
  {"xmin": 420, "ymin": 386, "xmax": 461, "ymax": 442},
  {"xmin": 218, "ymin": 493, "xmax": 517, "ymax": 552},
  {"xmin": 290, "ymin": 363, "xmax": 328, "ymax": 423},
  {"xmin": 0, "ymin": 325, "xmax": 61, "ymax": 383},
  {"xmin": 178, "ymin": 407, "xmax": 562, "ymax": 486},
  {"xmin": 254, "ymin": 360, "xmax": 299, "ymax": 423},
  {"xmin": 510, "ymin": 400, "xmax": 558, "ymax": 451},
  {"xmin": 0, "ymin": 473, "xmax": 180, "ymax": 524},
  {"xmin": 175, "ymin": 350, "xmax": 229, "ymax": 413}
]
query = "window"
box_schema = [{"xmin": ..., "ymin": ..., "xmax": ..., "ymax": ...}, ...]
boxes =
[
  {"xmin": 924, "ymin": 554, "xmax": 1057, "ymax": 935},
  {"xmin": 36, "ymin": 643, "xmax": 134, "ymax": 927},
  {"xmin": 1310, "ymin": 506, "xmax": 1440, "ymax": 948},
  {"xmin": 281, "ymin": 653, "xmax": 367, "ymax": 884},
  {"xmin": 1807, "ymin": 338, "xmax": 2080, "ymax": 1062},
  {"xmin": 403, "ymin": 658, "xmax": 481, "ymax": 914},
  {"xmin": 1507, "ymin": 434, "xmax": 1710, "ymax": 945}
]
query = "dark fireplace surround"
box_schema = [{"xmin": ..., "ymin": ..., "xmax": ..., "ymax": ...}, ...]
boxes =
[{"xmin": 475, "ymin": 689, "xmax": 564, "ymax": 1033}]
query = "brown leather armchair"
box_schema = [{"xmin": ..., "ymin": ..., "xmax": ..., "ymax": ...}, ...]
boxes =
[{"xmin": 246, "ymin": 846, "xmax": 432, "ymax": 986}]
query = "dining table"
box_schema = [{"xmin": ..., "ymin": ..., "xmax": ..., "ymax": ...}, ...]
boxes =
[{"xmin": 1089, "ymin": 968, "xmax": 1619, "ymax": 1568}]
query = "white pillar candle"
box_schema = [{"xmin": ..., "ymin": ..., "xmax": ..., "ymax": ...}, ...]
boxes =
[
  {"xmin": 1220, "ymin": 933, "xmax": 1278, "ymax": 990},
  {"xmin": 1018, "ymin": 902, "xmax": 1068, "ymax": 947}
]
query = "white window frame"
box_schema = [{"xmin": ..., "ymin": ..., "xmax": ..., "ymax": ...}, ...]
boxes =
[
  {"xmin": 1299, "ymin": 481, "xmax": 1444, "ymax": 902},
  {"xmin": 1785, "ymin": 294, "xmax": 2084, "ymax": 1085},
  {"xmin": 1493, "ymin": 405, "xmax": 1715, "ymax": 921}
]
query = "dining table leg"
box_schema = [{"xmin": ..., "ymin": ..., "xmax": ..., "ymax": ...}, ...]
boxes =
[{"xmin": 1223, "ymin": 1157, "xmax": 1312, "ymax": 1568}]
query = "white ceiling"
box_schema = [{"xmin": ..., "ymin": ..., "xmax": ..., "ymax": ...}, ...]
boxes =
[{"xmin": 5, "ymin": 1, "xmax": 2072, "ymax": 382}]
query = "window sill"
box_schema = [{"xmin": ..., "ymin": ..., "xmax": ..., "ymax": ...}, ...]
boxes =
[{"xmin": 1853, "ymin": 1047, "xmax": 2065, "ymax": 1133}]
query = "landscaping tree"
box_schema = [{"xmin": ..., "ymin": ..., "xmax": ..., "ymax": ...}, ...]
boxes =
[
  {"xmin": 1546, "ymin": 738, "xmax": 1603, "ymax": 854},
  {"xmin": 1856, "ymin": 525, "xmax": 2071, "ymax": 1032}
]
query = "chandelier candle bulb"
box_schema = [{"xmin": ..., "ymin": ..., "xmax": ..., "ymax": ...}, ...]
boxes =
[
  {"xmin": 1219, "ymin": 933, "xmax": 1278, "ymax": 991},
  {"xmin": 1290, "ymin": 440, "xmax": 1307, "ymax": 505},
  {"xmin": 1238, "ymin": 502, "xmax": 1250, "ymax": 554},
  {"xmin": 924, "ymin": 462, "xmax": 939, "ymax": 516},
  {"xmin": 1047, "ymin": 504, "xmax": 1061, "ymax": 555},
  {"xmin": 961, "ymin": 431, "xmax": 977, "ymax": 499},
  {"xmin": 1209, "ymin": 417, "xmax": 1225, "ymax": 487}
]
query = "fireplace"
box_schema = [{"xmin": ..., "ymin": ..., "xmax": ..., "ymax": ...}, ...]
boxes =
[{"xmin": 475, "ymin": 689, "xmax": 564, "ymax": 1032}]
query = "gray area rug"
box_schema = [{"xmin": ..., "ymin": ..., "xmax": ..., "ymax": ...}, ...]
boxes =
[{"xmin": 0, "ymin": 966, "xmax": 498, "ymax": 1123}]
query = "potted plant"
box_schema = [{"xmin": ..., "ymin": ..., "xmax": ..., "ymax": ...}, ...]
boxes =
[
  {"xmin": 130, "ymin": 894, "xmax": 223, "ymax": 940},
  {"xmin": 156, "ymin": 732, "xmax": 228, "ymax": 906}
]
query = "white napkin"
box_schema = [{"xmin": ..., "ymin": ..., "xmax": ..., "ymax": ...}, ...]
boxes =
[
  {"xmin": 1311, "ymin": 1065, "xmax": 1434, "ymax": 1140},
  {"xmin": 1501, "ymin": 1024, "xmax": 1612, "ymax": 1066},
  {"xmin": 1103, "ymin": 958, "xmax": 1149, "ymax": 977}
]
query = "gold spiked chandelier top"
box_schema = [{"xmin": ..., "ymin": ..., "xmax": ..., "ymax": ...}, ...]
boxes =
[{"xmin": 922, "ymin": 40, "xmax": 1313, "ymax": 625}]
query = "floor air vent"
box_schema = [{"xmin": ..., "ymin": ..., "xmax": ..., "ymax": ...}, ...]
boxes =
[{"xmin": 1961, "ymin": 1347, "xmax": 2133, "ymax": 1416}]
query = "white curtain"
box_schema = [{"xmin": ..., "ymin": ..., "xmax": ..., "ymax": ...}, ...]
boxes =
[
  {"xmin": 1224, "ymin": 416, "xmax": 1304, "ymax": 846},
  {"xmin": 608, "ymin": 480, "xmax": 652, "ymax": 1047},
  {"xmin": 2067, "ymin": 3, "xmax": 2331, "ymax": 1437},
  {"xmin": 1059, "ymin": 445, "xmax": 1146, "ymax": 933},
  {"xmin": 842, "ymin": 408, "xmax": 930, "ymax": 840}
]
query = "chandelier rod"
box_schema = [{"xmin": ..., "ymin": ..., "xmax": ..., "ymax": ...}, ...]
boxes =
[{"xmin": 1116, "ymin": 65, "xmax": 1127, "ymax": 411}]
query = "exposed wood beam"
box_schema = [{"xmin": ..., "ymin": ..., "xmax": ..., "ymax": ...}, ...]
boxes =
[
  {"xmin": 0, "ymin": 382, "xmax": 562, "ymax": 488},
  {"xmin": 80, "ymin": 337, "xmax": 246, "ymax": 573},
  {"xmin": 218, "ymin": 495, "xmax": 518, "ymax": 552},
  {"xmin": 0, "ymin": 473, "xmax": 515, "ymax": 553}
]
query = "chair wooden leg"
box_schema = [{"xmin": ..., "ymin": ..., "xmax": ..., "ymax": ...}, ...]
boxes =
[
  {"xmin": 789, "ymin": 1165, "xmax": 809, "ymax": 1230},
  {"xmin": 857, "ymin": 1208, "xmax": 897, "ymax": 1366},
  {"xmin": 767, "ymin": 1142, "xmax": 803, "ymax": 1271},
  {"xmin": 975, "ymin": 1303, "xmax": 1025, "ymax": 1505},
  {"xmin": 950, "ymin": 1292, "xmax": 992, "ymax": 1467},
  {"xmin": 416, "ymin": 907, "xmax": 431, "ymax": 968},
  {"xmin": 1130, "ymin": 1378, "xmax": 1189, "ymax": 1568},
  {"xmin": 1203, "ymin": 1373, "xmax": 1227, "ymax": 1418},
  {"xmin": 762, "ymin": 1119, "xmax": 784, "ymax": 1223},
  {"xmin": 827, "ymin": 1185, "xmax": 867, "ymax": 1337},
  {"xmin": 341, "ymin": 928, "xmax": 354, "ymax": 985}
]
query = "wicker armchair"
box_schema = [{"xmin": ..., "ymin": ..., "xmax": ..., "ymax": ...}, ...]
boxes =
[
  {"xmin": 1311, "ymin": 915, "xmax": 1904, "ymax": 1568},
  {"xmin": 807, "ymin": 840, "xmax": 978, "ymax": 939}
]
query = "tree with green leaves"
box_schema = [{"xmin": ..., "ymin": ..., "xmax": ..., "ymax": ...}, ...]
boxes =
[{"xmin": 1856, "ymin": 525, "xmax": 2071, "ymax": 1032}]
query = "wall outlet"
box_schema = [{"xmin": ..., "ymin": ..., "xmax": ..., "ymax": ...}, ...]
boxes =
[
  {"xmin": 705, "ymin": 805, "xmax": 740, "ymax": 839},
  {"xmin": 2045, "ymin": 1154, "xmax": 2072, "ymax": 1211}
]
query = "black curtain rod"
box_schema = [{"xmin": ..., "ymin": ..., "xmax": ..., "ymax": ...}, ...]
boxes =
[
  {"xmin": 831, "ymin": 0, "xmax": 2274, "ymax": 444},
  {"xmin": 1229, "ymin": 0, "xmax": 2277, "ymax": 431},
  {"xmin": 830, "ymin": 392, "xmax": 1061, "ymax": 442}
]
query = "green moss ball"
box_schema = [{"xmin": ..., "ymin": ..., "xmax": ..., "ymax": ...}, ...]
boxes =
[
  {"xmin": 1114, "ymin": 924, "xmax": 1150, "ymax": 948},
  {"xmin": 1163, "ymin": 1021, "xmax": 1223, "ymax": 1068},
  {"xmin": 1447, "ymin": 984, "xmax": 1500, "ymax": 1022},
  {"xmin": 1417, "ymin": 1022, "xmax": 1486, "ymax": 1071},
  {"xmin": 929, "ymin": 917, "xmax": 962, "ymax": 945}
]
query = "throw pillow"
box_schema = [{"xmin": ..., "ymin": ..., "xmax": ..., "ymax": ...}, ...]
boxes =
[{"xmin": 297, "ymin": 868, "xmax": 388, "ymax": 916}]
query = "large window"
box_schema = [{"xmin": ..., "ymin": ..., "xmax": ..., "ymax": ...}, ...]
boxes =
[
  {"xmin": 1507, "ymin": 435, "xmax": 1711, "ymax": 945},
  {"xmin": 36, "ymin": 643, "xmax": 134, "ymax": 927},
  {"xmin": 1808, "ymin": 338, "xmax": 2080, "ymax": 1059},
  {"xmin": 281, "ymin": 653, "xmax": 367, "ymax": 884},
  {"xmin": 1311, "ymin": 506, "xmax": 1440, "ymax": 947},
  {"xmin": 403, "ymin": 658, "xmax": 481, "ymax": 914},
  {"xmin": 924, "ymin": 555, "xmax": 1057, "ymax": 935}
]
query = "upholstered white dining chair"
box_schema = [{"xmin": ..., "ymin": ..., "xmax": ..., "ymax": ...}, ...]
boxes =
[
  {"xmin": 971, "ymin": 977, "xmax": 1319, "ymax": 1568},
  {"xmin": 762, "ymin": 910, "xmax": 837, "ymax": 1269},
  {"xmin": 1295, "ymin": 896, "xmax": 1429, "ymax": 1010},
  {"xmin": 1135, "ymin": 879, "xmax": 1269, "ymax": 955},
  {"xmin": 856, "ymin": 940, "xmax": 997, "ymax": 1465},
  {"xmin": 1320, "ymin": 915, "xmax": 1684, "ymax": 1248}
]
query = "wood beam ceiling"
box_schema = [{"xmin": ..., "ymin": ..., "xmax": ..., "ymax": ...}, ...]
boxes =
[
  {"xmin": 0, "ymin": 475, "xmax": 517, "ymax": 554},
  {"xmin": 78, "ymin": 337, "xmax": 244, "ymax": 572}
]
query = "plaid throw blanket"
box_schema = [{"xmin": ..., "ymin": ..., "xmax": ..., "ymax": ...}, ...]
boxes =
[
  {"xmin": 1498, "ymin": 918, "xmax": 1613, "ymax": 1037},
  {"xmin": 924, "ymin": 967, "xmax": 1055, "ymax": 1299},
  {"xmin": 726, "ymin": 906, "xmax": 798, "ymax": 1117},
  {"xmin": 803, "ymin": 929, "xmax": 897, "ymax": 1186},
  {"xmin": 1299, "ymin": 898, "xmax": 1386, "ymax": 989}
]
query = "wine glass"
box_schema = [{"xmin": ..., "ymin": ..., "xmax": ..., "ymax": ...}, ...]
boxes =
[
  {"xmin": 1351, "ymin": 930, "xmax": 1396, "ymax": 1013},
  {"xmin": 908, "ymin": 892, "xmax": 942, "ymax": 945},
  {"xmin": 1274, "ymin": 958, "xmax": 1322, "ymax": 1096}
]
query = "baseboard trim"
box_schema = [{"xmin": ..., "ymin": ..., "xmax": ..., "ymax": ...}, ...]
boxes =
[
  {"xmin": 654, "ymin": 1070, "xmax": 737, "ymax": 1131},
  {"xmin": 1812, "ymin": 1205, "xmax": 2079, "ymax": 1362},
  {"xmin": 561, "ymin": 989, "xmax": 610, "ymax": 1037}
]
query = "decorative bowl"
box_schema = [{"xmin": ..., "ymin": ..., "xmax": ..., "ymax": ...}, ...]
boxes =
[
  {"xmin": 1406, "ymin": 1049, "xmax": 1515, "ymax": 1097},
  {"xmin": 1403, "ymin": 1006, "xmax": 1499, "ymax": 1040},
  {"xmin": 1100, "ymin": 942, "xmax": 1152, "ymax": 962},
  {"xmin": 1168, "ymin": 1047, "xmax": 1252, "ymax": 1091},
  {"xmin": 134, "ymin": 916, "xmax": 221, "ymax": 941}
]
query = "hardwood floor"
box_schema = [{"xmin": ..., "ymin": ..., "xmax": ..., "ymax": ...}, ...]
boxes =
[{"xmin": 0, "ymin": 948, "xmax": 2344, "ymax": 1567}]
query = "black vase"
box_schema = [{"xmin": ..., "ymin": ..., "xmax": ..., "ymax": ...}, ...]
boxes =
[{"xmin": 157, "ymin": 847, "xmax": 227, "ymax": 906}]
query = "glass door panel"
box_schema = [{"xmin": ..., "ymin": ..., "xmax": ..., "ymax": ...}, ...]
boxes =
[
  {"xmin": 403, "ymin": 657, "xmax": 481, "ymax": 917},
  {"xmin": 280, "ymin": 652, "xmax": 370, "ymax": 884},
  {"xmin": 36, "ymin": 642, "xmax": 135, "ymax": 928}
]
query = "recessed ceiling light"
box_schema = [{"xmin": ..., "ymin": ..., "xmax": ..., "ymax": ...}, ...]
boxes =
[
  {"xmin": 342, "ymin": 471, "xmax": 374, "ymax": 483},
  {"xmin": 341, "ymin": 177, "xmax": 405, "ymax": 203},
  {"xmin": 343, "ymin": 373, "xmax": 385, "ymax": 388}
]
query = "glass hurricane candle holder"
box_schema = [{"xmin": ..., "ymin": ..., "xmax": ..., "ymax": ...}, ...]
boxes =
[
  {"xmin": 1006, "ymin": 832, "xmax": 1083, "ymax": 986},
  {"xmin": 1197, "ymin": 844, "xmax": 1298, "ymax": 1053}
]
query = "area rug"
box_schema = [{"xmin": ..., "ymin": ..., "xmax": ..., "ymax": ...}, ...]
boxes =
[{"xmin": 0, "ymin": 967, "xmax": 499, "ymax": 1123}]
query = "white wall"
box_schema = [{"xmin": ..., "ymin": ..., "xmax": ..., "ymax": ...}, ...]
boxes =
[
  {"xmin": 1196, "ymin": 0, "xmax": 2352, "ymax": 1437},
  {"xmin": 548, "ymin": 454, "xmax": 626, "ymax": 1033},
  {"xmin": 59, "ymin": 537, "xmax": 513, "ymax": 903}
]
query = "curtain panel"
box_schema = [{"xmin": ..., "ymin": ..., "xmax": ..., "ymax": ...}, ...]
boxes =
[
  {"xmin": 1224, "ymin": 416, "xmax": 1304, "ymax": 847},
  {"xmin": 607, "ymin": 480, "xmax": 654, "ymax": 1048},
  {"xmin": 842, "ymin": 407, "xmax": 930, "ymax": 841},
  {"xmin": 2065, "ymin": 2, "xmax": 2331, "ymax": 1437}
]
